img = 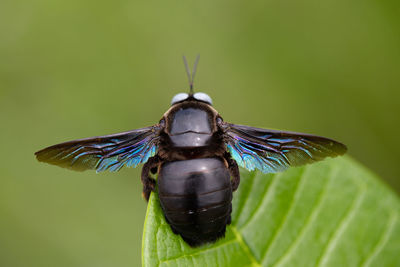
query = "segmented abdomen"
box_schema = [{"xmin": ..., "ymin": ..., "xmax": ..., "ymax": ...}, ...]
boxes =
[{"xmin": 158, "ymin": 157, "xmax": 232, "ymax": 247}]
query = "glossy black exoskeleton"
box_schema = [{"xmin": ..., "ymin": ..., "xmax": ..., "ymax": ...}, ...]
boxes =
[
  {"xmin": 35, "ymin": 57, "xmax": 346, "ymax": 246},
  {"xmin": 144, "ymin": 99, "xmax": 238, "ymax": 245}
]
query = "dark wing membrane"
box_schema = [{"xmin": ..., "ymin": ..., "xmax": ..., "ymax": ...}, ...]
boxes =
[
  {"xmin": 35, "ymin": 126, "xmax": 160, "ymax": 172},
  {"xmin": 222, "ymin": 123, "xmax": 347, "ymax": 173}
]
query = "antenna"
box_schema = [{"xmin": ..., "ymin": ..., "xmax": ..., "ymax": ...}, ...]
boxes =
[
  {"xmin": 182, "ymin": 54, "xmax": 200, "ymax": 95},
  {"xmin": 183, "ymin": 55, "xmax": 191, "ymax": 93}
]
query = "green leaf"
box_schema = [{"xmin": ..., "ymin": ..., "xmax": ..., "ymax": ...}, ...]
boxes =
[{"xmin": 142, "ymin": 156, "xmax": 400, "ymax": 267}]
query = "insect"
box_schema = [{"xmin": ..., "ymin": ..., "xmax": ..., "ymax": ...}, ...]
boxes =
[{"xmin": 35, "ymin": 56, "xmax": 347, "ymax": 247}]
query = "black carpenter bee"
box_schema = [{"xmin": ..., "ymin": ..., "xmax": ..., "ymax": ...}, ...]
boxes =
[{"xmin": 35, "ymin": 56, "xmax": 346, "ymax": 247}]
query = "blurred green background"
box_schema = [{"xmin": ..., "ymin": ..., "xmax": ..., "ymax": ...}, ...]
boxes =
[{"xmin": 1, "ymin": 0, "xmax": 399, "ymax": 266}]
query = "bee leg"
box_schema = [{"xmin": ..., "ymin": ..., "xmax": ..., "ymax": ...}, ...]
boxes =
[
  {"xmin": 141, "ymin": 156, "xmax": 160, "ymax": 201},
  {"xmin": 224, "ymin": 152, "xmax": 240, "ymax": 192},
  {"xmin": 227, "ymin": 203, "xmax": 232, "ymax": 225}
]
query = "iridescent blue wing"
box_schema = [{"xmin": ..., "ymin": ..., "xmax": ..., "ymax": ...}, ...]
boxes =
[
  {"xmin": 35, "ymin": 126, "xmax": 161, "ymax": 172},
  {"xmin": 221, "ymin": 123, "xmax": 347, "ymax": 173}
]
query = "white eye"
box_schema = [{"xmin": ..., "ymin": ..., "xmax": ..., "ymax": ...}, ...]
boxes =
[
  {"xmin": 193, "ymin": 92, "xmax": 212, "ymax": 105},
  {"xmin": 171, "ymin": 93, "xmax": 189, "ymax": 105}
]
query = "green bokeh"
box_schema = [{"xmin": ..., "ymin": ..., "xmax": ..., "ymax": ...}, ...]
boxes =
[{"xmin": 0, "ymin": 0, "xmax": 399, "ymax": 266}]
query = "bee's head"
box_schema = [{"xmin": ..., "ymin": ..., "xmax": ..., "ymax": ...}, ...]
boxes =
[
  {"xmin": 171, "ymin": 92, "xmax": 212, "ymax": 106},
  {"xmin": 170, "ymin": 55, "xmax": 212, "ymax": 106}
]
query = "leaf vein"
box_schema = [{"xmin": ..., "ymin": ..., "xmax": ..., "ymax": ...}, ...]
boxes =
[
  {"xmin": 160, "ymin": 239, "xmax": 237, "ymax": 265},
  {"xmin": 273, "ymin": 166, "xmax": 337, "ymax": 266},
  {"xmin": 239, "ymin": 172, "xmax": 280, "ymax": 230},
  {"xmin": 316, "ymin": 182, "xmax": 367, "ymax": 266},
  {"xmin": 260, "ymin": 166, "xmax": 307, "ymax": 263},
  {"xmin": 231, "ymin": 226, "xmax": 261, "ymax": 267},
  {"xmin": 361, "ymin": 212, "xmax": 398, "ymax": 267}
]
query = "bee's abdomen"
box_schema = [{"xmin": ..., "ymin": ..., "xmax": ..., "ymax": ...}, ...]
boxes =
[{"xmin": 158, "ymin": 157, "xmax": 232, "ymax": 247}]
